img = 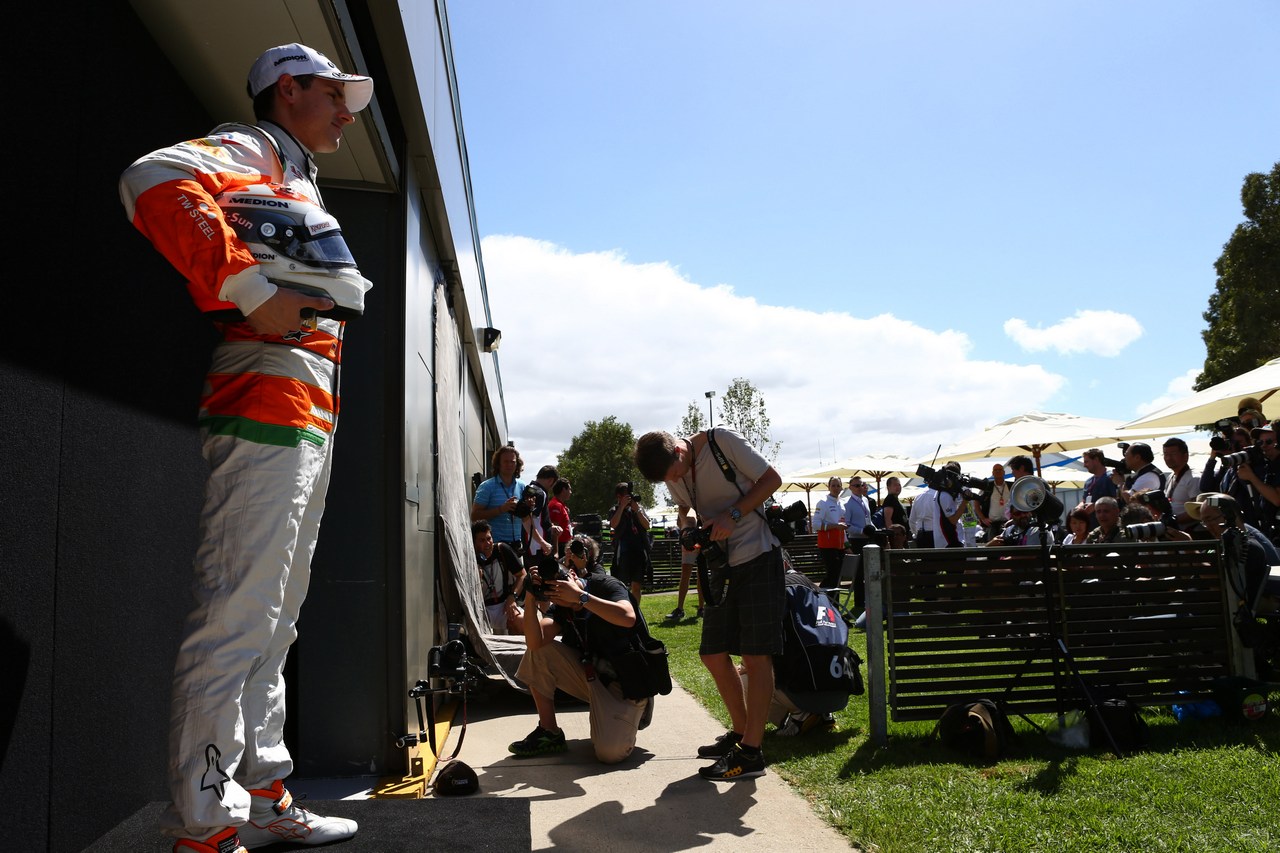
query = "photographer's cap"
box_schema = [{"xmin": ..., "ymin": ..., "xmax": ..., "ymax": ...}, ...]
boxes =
[
  {"xmin": 1238, "ymin": 396, "xmax": 1266, "ymax": 416},
  {"xmin": 248, "ymin": 43, "xmax": 373, "ymax": 112}
]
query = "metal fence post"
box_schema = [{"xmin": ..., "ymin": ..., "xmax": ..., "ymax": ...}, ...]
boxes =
[{"xmin": 863, "ymin": 544, "xmax": 887, "ymax": 746}]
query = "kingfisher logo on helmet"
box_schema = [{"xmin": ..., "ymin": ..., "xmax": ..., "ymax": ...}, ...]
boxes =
[{"xmin": 216, "ymin": 184, "xmax": 371, "ymax": 318}]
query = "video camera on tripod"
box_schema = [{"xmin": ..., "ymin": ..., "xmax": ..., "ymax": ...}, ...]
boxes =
[{"xmin": 916, "ymin": 463, "xmax": 992, "ymax": 502}]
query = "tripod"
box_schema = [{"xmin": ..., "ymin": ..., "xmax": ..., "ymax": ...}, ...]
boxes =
[{"xmin": 1002, "ymin": 528, "xmax": 1123, "ymax": 758}]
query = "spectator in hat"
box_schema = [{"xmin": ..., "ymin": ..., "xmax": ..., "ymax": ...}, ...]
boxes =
[
  {"xmin": 119, "ymin": 41, "xmax": 373, "ymax": 850},
  {"xmin": 1238, "ymin": 396, "xmax": 1268, "ymax": 431},
  {"xmin": 1187, "ymin": 492, "xmax": 1280, "ymax": 565}
]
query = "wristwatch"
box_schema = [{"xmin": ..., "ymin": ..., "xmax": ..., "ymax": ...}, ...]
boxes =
[
  {"xmin": 578, "ymin": 591, "xmax": 590, "ymax": 606},
  {"xmin": 729, "ymin": 507, "xmax": 742, "ymax": 523}
]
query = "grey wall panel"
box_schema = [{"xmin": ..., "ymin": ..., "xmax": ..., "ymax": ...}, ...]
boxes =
[
  {"xmin": 1, "ymin": 4, "xmax": 221, "ymax": 848},
  {"xmin": 292, "ymin": 186, "xmax": 401, "ymax": 778},
  {"xmin": 0, "ymin": 365, "xmax": 61, "ymax": 850}
]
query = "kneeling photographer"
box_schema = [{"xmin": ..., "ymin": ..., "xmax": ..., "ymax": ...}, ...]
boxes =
[{"xmin": 510, "ymin": 534, "xmax": 650, "ymax": 764}]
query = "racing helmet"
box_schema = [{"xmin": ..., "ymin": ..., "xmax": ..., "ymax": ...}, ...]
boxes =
[{"xmin": 216, "ymin": 183, "xmax": 371, "ymax": 318}]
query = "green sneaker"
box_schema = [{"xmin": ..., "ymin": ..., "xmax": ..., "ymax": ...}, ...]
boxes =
[{"xmin": 508, "ymin": 725, "xmax": 567, "ymax": 757}]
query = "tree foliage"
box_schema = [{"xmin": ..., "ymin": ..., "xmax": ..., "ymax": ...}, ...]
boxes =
[
  {"xmin": 677, "ymin": 401, "xmax": 706, "ymax": 437},
  {"xmin": 555, "ymin": 415, "xmax": 654, "ymax": 518},
  {"xmin": 716, "ymin": 377, "xmax": 782, "ymax": 462},
  {"xmin": 1198, "ymin": 162, "xmax": 1280, "ymax": 389}
]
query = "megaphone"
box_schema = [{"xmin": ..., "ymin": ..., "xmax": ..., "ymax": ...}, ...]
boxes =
[{"xmin": 1010, "ymin": 476, "xmax": 1064, "ymax": 524}]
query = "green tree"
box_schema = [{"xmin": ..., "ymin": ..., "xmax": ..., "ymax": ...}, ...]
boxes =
[
  {"xmin": 1198, "ymin": 162, "xmax": 1280, "ymax": 389},
  {"xmin": 676, "ymin": 402, "xmax": 706, "ymax": 437},
  {"xmin": 555, "ymin": 415, "xmax": 655, "ymax": 518},
  {"xmin": 717, "ymin": 377, "xmax": 782, "ymax": 461}
]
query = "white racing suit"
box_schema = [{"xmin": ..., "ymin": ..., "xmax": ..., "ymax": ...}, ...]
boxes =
[{"xmin": 120, "ymin": 121, "xmax": 350, "ymax": 837}]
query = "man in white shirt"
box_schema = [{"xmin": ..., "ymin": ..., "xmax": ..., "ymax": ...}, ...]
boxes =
[
  {"xmin": 1162, "ymin": 438, "xmax": 1200, "ymax": 529},
  {"xmin": 811, "ymin": 477, "xmax": 848, "ymax": 588},
  {"xmin": 979, "ymin": 463, "xmax": 1012, "ymax": 540}
]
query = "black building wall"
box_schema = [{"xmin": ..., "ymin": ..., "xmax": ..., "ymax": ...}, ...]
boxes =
[{"xmin": 2, "ymin": 5, "xmax": 406, "ymax": 850}]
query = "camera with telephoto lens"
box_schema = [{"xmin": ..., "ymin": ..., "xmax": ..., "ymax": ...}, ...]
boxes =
[
  {"xmin": 1223, "ymin": 443, "xmax": 1266, "ymax": 470},
  {"xmin": 680, "ymin": 525, "xmax": 728, "ymax": 570},
  {"xmin": 528, "ymin": 553, "xmax": 572, "ymax": 600},
  {"xmin": 1126, "ymin": 521, "xmax": 1166, "ymax": 541},
  {"xmin": 916, "ymin": 464, "xmax": 990, "ymax": 501},
  {"xmin": 1210, "ymin": 418, "xmax": 1241, "ymax": 454}
]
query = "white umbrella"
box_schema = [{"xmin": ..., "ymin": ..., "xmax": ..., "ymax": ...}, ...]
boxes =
[
  {"xmin": 1121, "ymin": 356, "xmax": 1280, "ymax": 430},
  {"xmin": 925, "ymin": 411, "xmax": 1185, "ymax": 476},
  {"xmin": 784, "ymin": 454, "xmax": 920, "ymax": 496}
]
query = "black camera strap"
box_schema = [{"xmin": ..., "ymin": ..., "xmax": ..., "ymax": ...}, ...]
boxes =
[{"xmin": 705, "ymin": 429, "xmax": 770, "ymax": 525}]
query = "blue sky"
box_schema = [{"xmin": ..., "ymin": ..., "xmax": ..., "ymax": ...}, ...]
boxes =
[{"xmin": 447, "ymin": 1, "xmax": 1280, "ymax": 478}]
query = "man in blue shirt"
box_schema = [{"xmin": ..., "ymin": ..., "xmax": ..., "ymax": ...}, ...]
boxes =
[
  {"xmin": 471, "ymin": 445, "xmax": 527, "ymax": 552},
  {"xmin": 844, "ymin": 477, "xmax": 872, "ymax": 612}
]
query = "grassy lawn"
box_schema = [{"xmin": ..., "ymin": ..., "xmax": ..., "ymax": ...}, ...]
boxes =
[{"xmin": 640, "ymin": 593, "xmax": 1280, "ymax": 853}]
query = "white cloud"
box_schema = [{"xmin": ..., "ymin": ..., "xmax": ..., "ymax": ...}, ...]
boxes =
[
  {"xmin": 1003, "ymin": 310, "xmax": 1143, "ymax": 357},
  {"xmin": 1134, "ymin": 367, "xmax": 1200, "ymax": 417},
  {"xmin": 482, "ymin": 236, "xmax": 1067, "ymax": 476}
]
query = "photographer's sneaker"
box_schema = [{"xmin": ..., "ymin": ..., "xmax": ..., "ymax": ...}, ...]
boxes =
[
  {"xmin": 696, "ymin": 730, "xmax": 742, "ymax": 758},
  {"xmin": 173, "ymin": 827, "xmax": 247, "ymax": 853},
  {"xmin": 508, "ymin": 725, "xmax": 567, "ymax": 756},
  {"xmin": 238, "ymin": 780, "xmax": 357, "ymax": 848},
  {"xmin": 664, "ymin": 607, "xmax": 685, "ymax": 621},
  {"xmin": 699, "ymin": 743, "xmax": 766, "ymax": 781}
]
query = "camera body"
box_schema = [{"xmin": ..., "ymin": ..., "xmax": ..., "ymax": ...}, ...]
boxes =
[
  {"xmin": 1100, "ymin": 442, "xmax": 1131, "ymax": 476},
  {"xmin": 528, "ymin": 554, "xmax": 572, "ymax": 600},
  {"xmin": 765, "ymin": 500, "xmax": 807, "ymax": 545},
  {"xmin": 512, "ymin": 483, "xmax": 545, "ymax": 518},
  {"xmin": 427, "ymin": 637, "xmax": 483, "ymax": 692},
  {"xmin": 1210, "ymin": 418, "xmax": 1240, "ymax": 453},
  {"xmin": 680, "ymin": 525, "xmax": 728, "ymax": 572}
]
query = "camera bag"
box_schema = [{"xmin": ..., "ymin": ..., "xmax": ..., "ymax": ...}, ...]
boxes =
[{"xmin": 608, "ymin": 606, "xmax": 673, "ymax": 700}]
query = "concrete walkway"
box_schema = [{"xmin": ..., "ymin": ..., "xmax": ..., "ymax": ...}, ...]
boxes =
[{"xmin": 427, "ymin": 677, "xmax": 855, "ymax": 851}]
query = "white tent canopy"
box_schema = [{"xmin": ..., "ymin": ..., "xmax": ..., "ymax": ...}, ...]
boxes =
[
  {"xmin": 927, "ymin": 411, "xmax": 1185, "ymax": 475},
  {"xmin": 1122, "ymin": 356, "xmax": 1280, "ymax": 430}
]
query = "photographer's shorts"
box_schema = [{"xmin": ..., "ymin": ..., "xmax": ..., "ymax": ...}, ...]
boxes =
[
  {"xmin": 612, "ymin": 540, "xmax": 651, "ymax": 586},
  {"xmin": 699, "ymin": 547, "xmax": 785, "ymax": 657},
  {"xmin": 517, "ymin": 641, "xmax": 646, "ymax": 764}
]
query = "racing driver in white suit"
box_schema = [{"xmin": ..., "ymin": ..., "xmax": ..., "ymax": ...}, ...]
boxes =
[{"xmin": 118, "ymin": 44, "xmax": 372, "ymax": 853}]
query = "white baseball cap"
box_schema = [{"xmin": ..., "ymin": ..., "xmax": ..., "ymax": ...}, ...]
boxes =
[{"xmin": 248, "ymin": 43, "xmax": 373, "ymax": 112}]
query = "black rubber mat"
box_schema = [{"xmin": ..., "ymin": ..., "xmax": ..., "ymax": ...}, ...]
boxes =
[{"xmin": 85, "ymin": 798, "xmax": 530, "ymax": 852}]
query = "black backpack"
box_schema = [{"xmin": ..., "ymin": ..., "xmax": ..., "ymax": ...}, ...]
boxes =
[{"xmin": 775, "ymin": 572, "xmax": 863, "ymax": 699}]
